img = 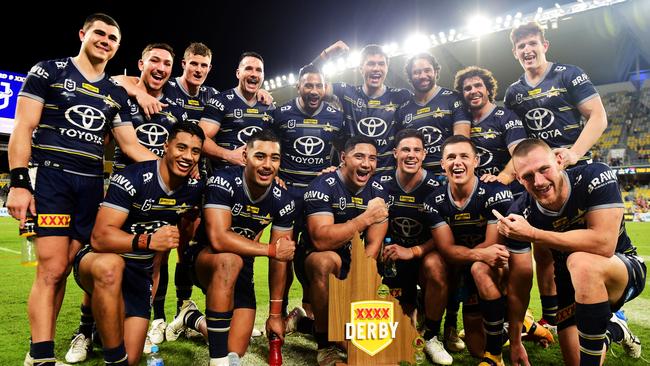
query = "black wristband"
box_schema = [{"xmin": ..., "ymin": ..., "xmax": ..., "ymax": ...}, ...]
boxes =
[
  {"xmin": 10, "ymin": 167, "xmax": 33, "ymax": 192},
  {"xmin": 132, "ymin": 234, "xmax": 141, "ymax": 252}
]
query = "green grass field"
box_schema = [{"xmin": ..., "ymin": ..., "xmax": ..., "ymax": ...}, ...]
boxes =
[{"xmin": 1, "ymin": 217, "xmax": 649, "ymax": 365}]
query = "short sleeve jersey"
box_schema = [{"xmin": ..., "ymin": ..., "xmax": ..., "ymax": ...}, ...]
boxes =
[
  {"xmin": 302, "ymin": 170, "xmax": 388, "ymax": 251},
  {"xmin": 332, "ymin": 83, "xmax": 412, "ymax": 172},
  {"xmin": 19, "ymin": 57, "xmax": 132, "ymax": 176},
  {"xmin": 505, "ymin": 163, "xmax": 635, "ymax": 263},
  {"xmin": 113, "ymin": 85, "xmax": 187, "ymax": 171},
  {"xmin": 504, "ymin": 63, "xmax": 599, "ymax": 163},
  {"xmin": 395, "ymin": 87, "xmax": 471, "ymax": 173},
  {"xmin": 201, "ymin": 88, "xmax": 275, "ymax": 168},
  {"xmin": 470, "ymin": 105, "xmax": 527, "ymax": 177},
  {"xmin": 196, "ymin": 166, "xmax": 295, "ymax": 246},
  {"xmin": 375, "ymin": 170, "xmax": 441, "ymax": 248},
  {"xmin": 271, "ymin": 98, "xmax": 345, "ymax": 187},
  {"xmin": 425, "ymin": 179, "xmax": 513, "ymax": 248},
  {"xmin": 103, "ymin": 160, "xmax": 204, "ymax": 265},
  {"xmin": 166, "ymin": 77, "xmax": 219, "ymax": 124}
]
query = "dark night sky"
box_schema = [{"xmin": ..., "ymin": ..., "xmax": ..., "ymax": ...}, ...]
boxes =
[{"xmin": 3, "ymin": 0, "xmax": 561, "ymax": 91}]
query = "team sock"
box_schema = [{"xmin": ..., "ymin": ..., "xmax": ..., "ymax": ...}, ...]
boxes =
[
  {"xmin": 575, "ymin": 301, "xmax": 609, "ymax": 366},
  {"xmin": 185, "ymin": 309, "xmax": 205, "ymax": 332},
  {"xmin": 206, "ymin": 309, "xmax": 232, "ymax": 358},
  {"xmin": 79, "ymin": 304, "xmax": 94, "ymax": 338},
  {"xmin": 423, "ymin": 318, "xmax": 442, "ymax": 340},
  {"xmin": 103, "ymin": 342, "xmax": 128, "ymax": 365},
  {"xmin": 540, "ymin": 295, "xmax": 558, "ymax": 325},
  {"xmin": 153, "ymin": 263, "xmax": 168, "ymax": 321},
  {"xmin": 175, "ymin": 262, "xmax": 194, "ymax": 316},
  {"xmin": 30, "ymin": 340, "xmax": 55, "ymax": 366},
  {"xmin": 480, "ymin": 296, "xmax": 506, "ymax": 355}
]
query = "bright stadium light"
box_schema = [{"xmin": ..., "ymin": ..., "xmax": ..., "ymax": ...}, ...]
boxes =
[
  {"xmin": 382, "ymin": 43, "xmax": 398, "ymax": 56},
  {"xmin": 263, "ymin": 81, "xmax": 269, "ymax": 90},
  {"xmin": 467, "ymin": 14, "xmax": 492, "ymax": 37},
  {"xmin": 448, "ymin": 28, "xmax": 456, "ymax": 41},
  {"xmin": 336, "ymin": 57, "xmax": 346, "ymax": 72},
  {"xmin": 403, "ymin": 33, "xmax": 430, "ymax": 55},
  {"xmin": 281, "ymin": 75, "xmax": 287, "ymax": 81},
  {"xmin": 515, "ymin": 12, "xmax": 522, "ymax": 18},
  {"xmin": 495, "ymin": 16, "xmax": 503, "ymax": 25},
  {"xmin": 347, "ymin": 50, "xmax": 361, "ymax": 67},
  {"xmin": 438, "ymin": 31, "xmax": 448, "ymax": 44},
  {"xmin": 288, "ymin": 73, "xmax": 295, "ymax": 84},
  {"xmin": 269, "ymin": 80, "xmax": 276, "ymax": 90},
  {"xmin": 323, "ymin": 61, "xmax": 336, "ymax": 77},
  {"xmin": 275, "ymin": 76, "xmax": 282, "ymax": 87}
]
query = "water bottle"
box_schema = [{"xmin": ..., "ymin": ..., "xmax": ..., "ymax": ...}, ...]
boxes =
[
  {"xmin": 383, "ymin": 237, "xmax": 397, "ymax": 278},
  {"xmin": 19, "ymin": 215, "xmax": 37, "ymax": 267},
  {"xmin": 147, "ymin": 344, "xmax": 164, "ymax": 366},
  {"xmin": 268, "ymin": 332, "xmax": 282, "ymax": 366}
]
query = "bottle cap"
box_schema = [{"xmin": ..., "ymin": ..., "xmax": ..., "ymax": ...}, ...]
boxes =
[
  {"xmin": 384, "ymin": 237, "xmax": 391, "ymax": 244},
  {"xmin": 151, "ymin": 345, "xmax": 159, "ymax": 353}
]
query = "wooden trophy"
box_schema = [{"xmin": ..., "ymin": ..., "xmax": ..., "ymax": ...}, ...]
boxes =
[{"xmin": 328, "ymin": 233, "xmax": 423, "ymax": 365}]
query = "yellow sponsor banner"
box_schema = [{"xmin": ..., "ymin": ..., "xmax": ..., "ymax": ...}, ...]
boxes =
[{"xmin": 38, "ymin": 214, "xmax": 71, "ymax": 227}]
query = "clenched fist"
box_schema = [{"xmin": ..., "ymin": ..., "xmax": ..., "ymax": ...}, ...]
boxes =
[{"xmin": 149, "ymin": 225, "xmax": 180, "ymax": 251}]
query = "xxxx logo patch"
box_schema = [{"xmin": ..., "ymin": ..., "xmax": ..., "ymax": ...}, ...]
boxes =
[{"xmin": 38, "ymin": 214, "xmax": 71, "ymax": 227}]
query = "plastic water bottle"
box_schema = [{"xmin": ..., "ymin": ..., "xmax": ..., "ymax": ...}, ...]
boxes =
[
  {"xmin": 147, "ymin": 344, "xmax": 164, "ymax": 366},
  {"xmin": 268, "ymin": 332, "xmax": 282, "ymax": 366},
  {"xmin": 383, "ymin": 237, "xmax": 397, "ymax": 278},
  {"xmin": 19, "ymin": 215, "xmax": 37, "ymax": 267}
]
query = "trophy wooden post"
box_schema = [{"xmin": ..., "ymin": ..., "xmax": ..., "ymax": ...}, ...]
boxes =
[{"xmin": 328, "ymin": 233, "xmax": 422, "ymax": 365}]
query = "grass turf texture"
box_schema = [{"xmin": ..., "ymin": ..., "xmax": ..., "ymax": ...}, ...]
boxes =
[{"xmin": 0, "ymin": 217, "xmax": 648, "ymax": 365}]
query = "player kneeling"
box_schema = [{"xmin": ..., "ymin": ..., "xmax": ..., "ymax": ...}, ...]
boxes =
[{"xmin": 73, "ymin": 122, "xmax": 205, "ymax": 365}]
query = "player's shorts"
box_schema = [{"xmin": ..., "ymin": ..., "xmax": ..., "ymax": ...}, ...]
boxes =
[
  {"xmin": 379, "ymin": 259, "xmax": 420, "ymax": 306},
  {"xmin": 555, "ymin": 251, "xmax": 646, "ymax": 331},
  {"xmin": 506, "ymin": 240, "xmax": 532, "ymax": 254},
  {"xmin": 73, "ymin": 245, "xmax": 154, "ymax": 319},
  {"xmin": 33, "ymin": 166, "xmax": 103, "ymax": 242},
  {"xmin": 185, "ymin": 243, "xmax": 257, "ymax": 309}
]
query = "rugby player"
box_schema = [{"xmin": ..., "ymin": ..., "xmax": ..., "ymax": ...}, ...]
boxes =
[
  {"xmin": 312, "ymin": 41, "xmax": 412, "ymax": 172},
  {"xmin": 170, "ymin": 129, "xmax": 296, "ymax": 366},
  {"xmin": 302, "ymin": 135, "xmax": 389, "ymax": 365},
  {"xmin": 424, "ymin": 135, "xmax": 513, "ymax": 365},
  {"xmin": 498, "ymin": 139, "xmax": 645, "ymax": 366},
  {"xmin": 504, "ymin": 21, "xmax": 608, "ymax": 332},
  {"xmin": 199, "ymin": 52, "xmax": 275, "ymax": 168},
  {"xmin": 453, "ymin": 66, "xmax": 526, "ymax": 181},
  {"xmin": 395, "ymin": 52, "xmax": 471, "ymax": 174},
  {"xmin": 7, "ymin": 13, "xmax": 158, "ymax": 365},
  {"xmin": 375, "ymin": 129, "xmax": 452, "ymax": 365},
  {"xmin": 72, "ymin": 121, "xmax": 204, "ymax": 365},
  {"xmin": 270, "ymin": 64, "xmax": 345, "ymax": 328}
]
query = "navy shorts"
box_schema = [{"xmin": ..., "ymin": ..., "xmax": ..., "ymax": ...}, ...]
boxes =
[
  {"xmin": 555, "ymin": 251, "xmax": 647, "ymax": 331},
  {"xmin": 74, "ymin": 246, "xmax": 153, "ymax": 319},
  {"xmin": 185, "ymin": 244, "xmax": 257, "ymax": 310},
  {"xmin": 33, "ymin": 167, "xmax": 103, "ymax": 242}
]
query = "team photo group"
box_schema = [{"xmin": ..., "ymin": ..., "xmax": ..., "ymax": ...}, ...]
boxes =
[{"xmin": 6, "ymin": 11, "xmax": 647, "ymax": 366}]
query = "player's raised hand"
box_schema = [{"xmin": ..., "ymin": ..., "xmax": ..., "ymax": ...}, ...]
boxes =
[
  {"xmin": 257, "ymin": 89, "xmax": 274, "ymax": 105},
  {"xmin": 150, "ymin": 225, "xmax": 180, "ymax": 251},
  {"xmin": 227, "ymin": 145, "xmax": 247, "ymax": 166},
  {"xmin": 364, "ymin": 197, "xmax": 389, "ymax": 225},
  {"xmin": 322, "ymin": 40, "xmax": 350, "ymax": 60}
]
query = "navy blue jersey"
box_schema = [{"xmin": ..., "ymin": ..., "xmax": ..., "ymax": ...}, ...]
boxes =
[
  {"xmin": 201, "ymin": 88, "xmax": 275, "ymax": 167},
  {"xmin": 425, "ymin": 179, "xmax": 513, "ymax": 248},
  {"xmin": 113, "ymin": 87, "xmax": 186, "ymax": 171},
  {"xmin": 302, "ymin": 170, "xmax": 388, "ymax": 251},
  {"xmin": 395, "ymin": 87, "xmax": 471, "ymax": 173},
  {"xmin": 19, "ymin": 57, "xmax": 131, "ymax": 176},
  {"xmin": 271, "ymin": 98, "xmax": 345, "ymax": 187},
  {"xmin": 196, "ymin": 166, "xmax": 295, "ymax": 246},
  {"xmin": 470, "ymin": 105, "xmax": 527, "ymax": 176},
  {"xmin": 166, "ymin": 77, "xmax": 219, "ymax": 124},
  {"xmin": 375, "ymin": 170, "xmax": 441, "ymax": 248},
  {"xmin": 504, "ymin": 63, "xmax": 599, "ymax": 162},
  {"xmin": 506, "ymin": 163, "xmax": 635, "ymax": 262},
  {"xmin": 103, "ymin": 160, "xmax": 203, "ymax": 264},
  {"xmin": 332, "ymin": 83, "xmax": 412, "ymax": 172}
]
